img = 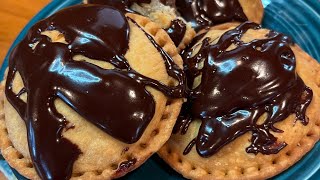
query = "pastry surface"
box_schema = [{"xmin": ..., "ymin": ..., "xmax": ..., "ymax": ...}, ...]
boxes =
[
  {"xmin": 0, "ymin": 8, "xmax": 185, "ymax": 180},
  {"xmin": 158, "ymin": 22, "xmax": 320, "ymax": 180}
]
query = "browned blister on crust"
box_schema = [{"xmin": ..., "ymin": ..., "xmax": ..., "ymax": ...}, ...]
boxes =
[
  {"xmin": 0, "ymin": 13, "xmax": 184, "ymax": 180},
  {"xmin": 158, "ymin": 23, "xmax": 320, "ymax": 180}
]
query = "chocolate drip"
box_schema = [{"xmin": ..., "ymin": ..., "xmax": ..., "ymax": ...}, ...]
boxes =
[
  {"xmin": 176, "ymin": 0, "xmax": 248, "ymax": 31},
  {"xmin": 165, "ymin": 19, "xmax": 186, "ymax": 46},
  {"xmin": 6, "ymin": 4, "xmax": 185, "ymax": 180},
  {"xmin": 175, "ymin": 21, "xmax": 313, "ymax": 157}
]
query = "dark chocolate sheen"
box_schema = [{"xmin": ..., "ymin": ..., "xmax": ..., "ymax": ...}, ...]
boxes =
[
  {"xmin": 175, "ymin": 21, "xmax": 313, "ymax": 157},
  {"xmin": 176, "ymin": 0, "xmax": 248, "ymax": 31},
  {"xmin": 87, "ymin": 0, "xmax": 248, "ymax": 36},
  {"xmin": 165, "ymin": 19, "xmax": 186, "ymax": 46},
  {"xmin": 6, "ymin": 4, "xmax": 185, "ymax": 180},
  {"xmin": 87, "ymin": 0, "xmax": 188, "ymax": 47}
]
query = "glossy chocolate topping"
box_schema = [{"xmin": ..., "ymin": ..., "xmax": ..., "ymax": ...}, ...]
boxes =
[
  {"xmin": 6, "ymin": 4, "xmax": 185, "ymax": 180},
  {"xmin": 174, "ymin": 22, "xmax": 313, "ymax": 157},
  {"xmin": 165, "ymin": 19, "xmax": 186, "ymax": 46},
  {"xmin": 87, "ymin": 0, "xmax": 188, "ymax": 47},
  {"xmin": 88, "ymin": 0, "xmax": 248, "ymax": 37},
  {"xmin": 176, "ymin": 0, "xmax": 248, "ymax": 31}
]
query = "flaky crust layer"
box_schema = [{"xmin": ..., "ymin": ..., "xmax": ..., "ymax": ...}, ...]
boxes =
[
  {"xmin": 158, "ymin": 22, "xmax": 320, "ymax": 180},
  {"xmin": 0, "ymin": 13, "xmax": 184, "ymax": 180}
]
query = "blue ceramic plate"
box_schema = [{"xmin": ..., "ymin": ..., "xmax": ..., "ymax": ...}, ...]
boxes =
[{"xmin": 1, "ymin": 0, "xmax": 319, "ymax": 179}]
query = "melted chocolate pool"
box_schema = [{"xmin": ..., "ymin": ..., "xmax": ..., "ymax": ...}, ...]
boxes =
[
  {"xmin": 174, "ymin": 21, "xmax": 313, "ymax": 157},
  {"xmin": 5, "ymin": 4, "xmax": 185, "ymax": 180}
]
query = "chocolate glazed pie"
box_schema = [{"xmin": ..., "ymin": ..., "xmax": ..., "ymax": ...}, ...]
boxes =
[
  {"xmin": 158, "ymin": 22, "xmax": 320, "ymax": 179},
  {"xmin": 0, "ymin": 4, "xmax": 187, "ymax": 180},
  {"xmin": 85, "ymin": 0, "xmax": 263, "ymax": 52}
]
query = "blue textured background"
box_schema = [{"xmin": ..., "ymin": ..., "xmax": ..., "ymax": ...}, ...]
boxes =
[{"xmin": 0, "ymin": 0, "xmax": 319, "ymax": 179}]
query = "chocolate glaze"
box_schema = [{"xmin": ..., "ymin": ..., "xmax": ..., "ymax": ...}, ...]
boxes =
[
  {"xmin": 87, "ymin": 0, "xmax": 188, "ymax": 47},
  {"xmin": 174, "ymin": 22, "xmax": 313, "ymax": 157},
  {"xmin": 176, "ymin": 0, "xmax": 248, "ymax": 31},
  {"xmin": 165, "ymin": 19, "xmax": 186, "ymax": 46},
  {"xmin": 88, "ymin": 0, "xmax": 248, "ymax": 40},
  {"xmin": 6, "ymin": 4, "xmax": 185, "ymax": 180}
]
